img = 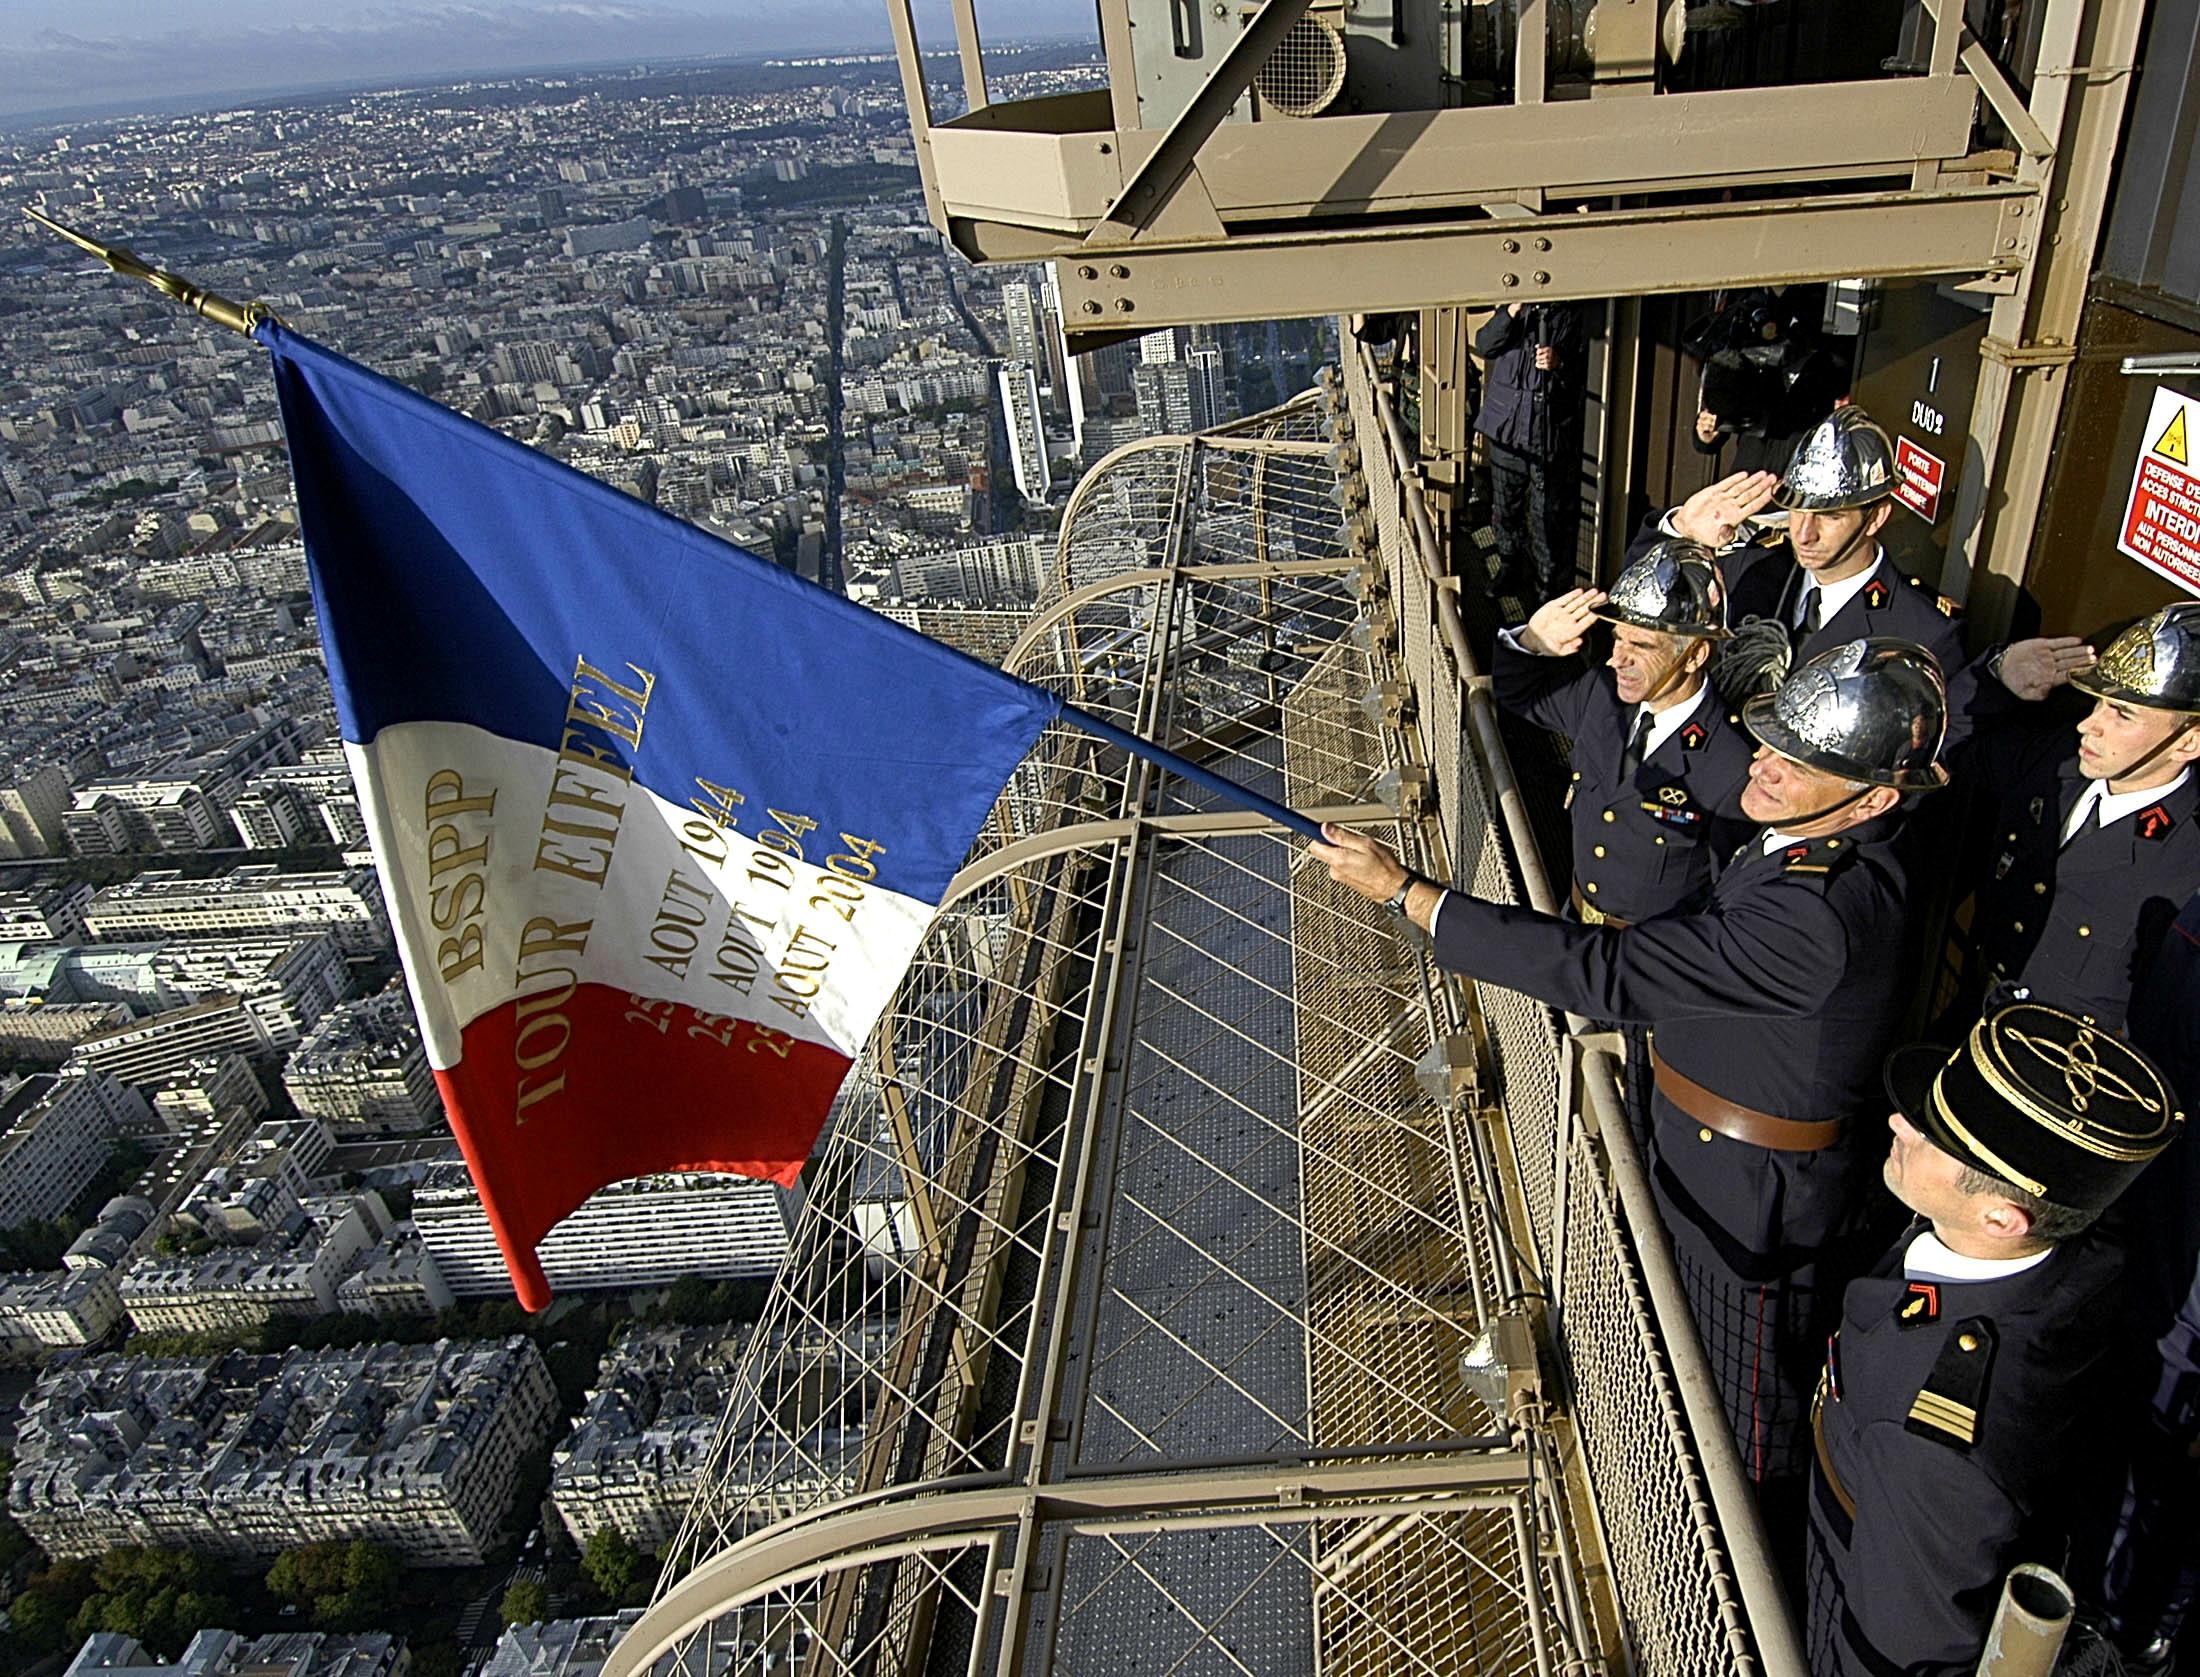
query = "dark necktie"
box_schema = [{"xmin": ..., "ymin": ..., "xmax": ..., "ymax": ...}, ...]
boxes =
[
  {"xmin": 1619, "ymin": 710, "xmax": 1653, "ymax": 782},
  {"xmin": 2061, "ymin": 788, "xmax": 2101, "ymax": 849},
  {"xmin": 1793, "ymin": 586, "xmax": 1822, "ymax": 655}
]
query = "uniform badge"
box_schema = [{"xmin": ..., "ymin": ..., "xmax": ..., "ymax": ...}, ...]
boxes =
[
  {"xmin": 1680, "ymin": 722, "xmax": 1706, "ymax": 752},
  {"xmin": 1864, "ymin": 578, "xmax": 1890, "ymax": 611},
  {"xmin": 1643, "ymin": 790, "xmax": 1704, "ymax": 826},
  {"xmin": 2138, "ymin": 804, "xmax": 2176, "ymax": 841},
  {"xmin": 1994, "ymin": 850, "xmax": 2015, "ymax": 880},
  {"xmin": 1785, "ymin": 843, "xmax": 1811, "ymax": 863},
  {"xmin": 1905, "ymin": 1318, "xmax": 1996, "ymax": 1450},
  {"xmin": 1896, "ymin": 1281, "xmax": 1940, "ymax": 1326},
  {"xmin": 1934, "ymin": 593, "xmax": 1961, "ymax": 618},
  {"xmin": 2028, "ymin": 796, "xmax": 2045, "ymax": 824}
]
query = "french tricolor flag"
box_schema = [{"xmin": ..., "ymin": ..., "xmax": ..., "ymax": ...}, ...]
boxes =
[{"xmin": 260, "ymin": 323, "xmax": 1062, "ymax": 1310}]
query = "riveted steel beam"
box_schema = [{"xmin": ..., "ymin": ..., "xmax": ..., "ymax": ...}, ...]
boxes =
[
  {"xmin": 926, "ymin": 75, "xmax": 1984, "ymax": 234},
  {"xmin": 1050, "ymin": 185, "xmax": 2033, "ymax": 346}
]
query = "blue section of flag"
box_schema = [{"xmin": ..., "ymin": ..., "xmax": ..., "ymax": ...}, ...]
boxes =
[{"xmin": 260, "ymin": 321, "xmax": 1062, "ymax": 904}]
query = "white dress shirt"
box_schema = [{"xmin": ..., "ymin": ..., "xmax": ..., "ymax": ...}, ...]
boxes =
[
  {"xmin": 2061, "ymin": 765, "xmax": 2193, "ymax": 844},
  {"xmin": 1903, "ymin": 1228, "xmax": 2052, "ymax": 1285},
  {"xmin": 1791, "ymin": 552, "xmax": 1885, "ymax": 633}
]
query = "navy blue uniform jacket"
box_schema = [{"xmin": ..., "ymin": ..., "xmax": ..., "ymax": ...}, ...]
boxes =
[
  {"xmin": 1810, "ymin": 1232, "xmax": 2126, "ymax": 1677},
  {"xmin": 1958, "ymin": 724, "xmax": 2199, "ymax": 1035},
  {"xmin": 1721, "ymin": 541, "xmax": 1968, "ymax": 682},
  {"xmin": 1433, "ymin": 815, "xmax": 1910, "ymax": 1125},
  {"xmin": 1490, "ymin": 642, "xmax": 1754, "ymax": 924}
]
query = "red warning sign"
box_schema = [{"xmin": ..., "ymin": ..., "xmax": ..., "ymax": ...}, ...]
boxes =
[
  {"xmin": 1894, "ymin": 436, "xmax": 1946, "ymax": 523},
  {"xmin": 2118, "ymin": 388, "xmax": 2200, "ymax": 598}
]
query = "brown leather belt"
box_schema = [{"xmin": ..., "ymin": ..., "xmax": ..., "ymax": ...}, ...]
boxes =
[
  {"xmin": 1569, "ymin": 884, "xmax": 1630, "ymax": 929},
  {"xmin": 1811, "ymin": 1386, "xmax": 1858, "ymax": 1520},
  {"xmin": 1650, "ymin": 1042, "xmax": 1844, "ymax": 1152}
]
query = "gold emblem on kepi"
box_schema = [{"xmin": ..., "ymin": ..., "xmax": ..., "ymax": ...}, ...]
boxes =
[
  {"xmin": 2003, "ymin": 1021, "xmax": 2160, "ymax": 1117},
  {"xmin": 1886, "ymin": 1001, "xmax": 2183, "ymax": 1217}
]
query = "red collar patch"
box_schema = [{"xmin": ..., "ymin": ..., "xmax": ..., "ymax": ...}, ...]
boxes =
[
  {"xmin": 1897, "ymin": 1281, "xmax": 1940, "ymax": 1325},
  {"xmin": 1864, "ymin": 579, "xmax": 1890, "ymax": 610},
  {"xmin": 1681, "ymin": 722, "xmax": 1707, "ymax": 751},
  {"xmin": 1785, "ymin": 843, "xmax": 1812, "ymax": 863},
  {"xmin": 2138, "ymin": 804, "xmax": 2175, "ymax": 842}
]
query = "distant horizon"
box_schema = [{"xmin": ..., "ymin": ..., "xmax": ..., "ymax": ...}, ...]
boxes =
[{"xmin": 1, "ymin": 2, "xmax": 1099, "ymax": 129}]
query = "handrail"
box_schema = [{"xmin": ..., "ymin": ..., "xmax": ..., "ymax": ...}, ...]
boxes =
[{"xmin": 1356, "ymin": 340, "xmax": 1809, "ymax": 1677}]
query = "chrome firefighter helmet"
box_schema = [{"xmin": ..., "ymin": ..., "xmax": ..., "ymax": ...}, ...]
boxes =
[
  {"xmin": 2069, "ymin": 602, "xmax": 2200, "ymax": 716},
  {"xmin": 1591, "ymin": 538, "xmax": 1731, "ymax": 640},
  {"xmin": 1744, "ymin": 637, "xmax": 1949, "ymax": 791},
  {"xmin": 1771, "ymin": 406, "xmax": 1898, "ymax": 513}
]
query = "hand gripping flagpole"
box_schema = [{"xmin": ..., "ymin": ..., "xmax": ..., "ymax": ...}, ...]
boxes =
[
  {"xmin": 21, "ymin": 204, "xmax": 277, "ymax": 336},
  {"xmin": 21, "ymin": 207, "xmax": 1334, "ymax": 847}
]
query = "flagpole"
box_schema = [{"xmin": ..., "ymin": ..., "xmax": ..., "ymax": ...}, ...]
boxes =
[
  {"xmin": 20, "ymin": 206, "xmax": 1336, "ymax": 848},
  {"xmin": 21, "ymin": 205, "xmax": 275, "ymax": 336},
  {"xmin": 1058, "ymin": 703, "xmax": 1328, "ymax": 842}
]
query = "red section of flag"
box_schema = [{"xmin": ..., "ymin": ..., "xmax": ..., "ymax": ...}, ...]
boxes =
[{"xmin": 434, "ymin": 984, "xmax": 849, "ymax": 1309}]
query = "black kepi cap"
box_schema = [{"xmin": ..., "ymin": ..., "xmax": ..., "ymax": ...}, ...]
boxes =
[{"xmin": 1884, "ymin": 1002, "xmax": 2183, "ymax": 1211}]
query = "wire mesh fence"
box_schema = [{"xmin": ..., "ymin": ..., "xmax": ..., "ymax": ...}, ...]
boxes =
[
  {"xmin": 1340, "ymin": 348, "xmax": 1773, "ymax": 1677},
  {"xmin": 625, "ymin": 381, "xmax": 1775, "ymax": 1677}
]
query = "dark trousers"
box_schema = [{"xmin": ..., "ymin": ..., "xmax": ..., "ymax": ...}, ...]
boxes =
[
  {"xmin": 1645, "ymin": 1091, "xmax": 1864, "ymax": 1492},
  {"xmin": 2103, "ymin": 1420, "xmax": 2200, "ymax": 1654},
  {"xmin": 1487, "ymin": 441, "xmax": 1578, "ymax": 596}
]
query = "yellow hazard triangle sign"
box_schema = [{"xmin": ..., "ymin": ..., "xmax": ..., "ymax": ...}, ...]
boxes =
[{"xmin": 2154, "ymin": 405, "xmax": 2190, "ymax": 467}]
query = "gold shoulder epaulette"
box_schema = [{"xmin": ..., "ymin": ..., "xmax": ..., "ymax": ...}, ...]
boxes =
[{"xmin": 1904, "ymin": 1317, "xmax": 1996, "ymax": 1452}]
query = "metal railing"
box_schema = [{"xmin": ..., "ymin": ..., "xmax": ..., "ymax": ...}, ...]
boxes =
[
  {"xmin": 1338, "ymin": 340, "xmax": 1806, "ymax": 1677},
  {"xmin": 607, "ymin": 372, "xmax": 1801, "ymax": 1676}
]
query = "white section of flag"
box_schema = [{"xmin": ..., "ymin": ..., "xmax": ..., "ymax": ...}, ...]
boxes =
[{"xmin": 345, "ymin": 723, "xmax": 935, "ymax": 1070}]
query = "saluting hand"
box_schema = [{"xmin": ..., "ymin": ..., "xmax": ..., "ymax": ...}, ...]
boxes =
[
  {"xmin": 1671, "ymin": 470, "xmax": 1781, "ymax": 548},
  {"xmin": 1995, "ymin": 636, "xmax": 2096, "ymax": 702},
  {"xmin": 1518, "ymin": 588, "xmax": 1609, "ymax": 659},
  {"xmin": 1308, "ymin": 822, "xmax": 1411, "ymax": 905}
]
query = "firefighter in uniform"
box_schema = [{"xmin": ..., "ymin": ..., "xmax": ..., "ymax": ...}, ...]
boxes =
[
  {"xmin": 1494, "ymin": 540, "xmax": 1756, "ymax": 1137},
  {"xmin": 1310, "ymin": 637, "xmax": 1948, "ymax": 1516},
  {"xmin": 1950, "ymin": 602, "xmax": 2200, "ymax": 1037},
  {"xmin": 1493, "ymin": 539, "xmax": 1755, "ymax": 928},
  {"xmin": 1633, "ymin": 405, "xmax": 1969, "ymax": 710},
  {"xmin": 1808, "ymin": 1004, "xmax": 2183, "ymax": 1677}
]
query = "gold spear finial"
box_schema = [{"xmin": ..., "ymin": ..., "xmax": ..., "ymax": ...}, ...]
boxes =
[{"xmin": 21, "ymin": 203, "xmax": 275, "ymax": 337}]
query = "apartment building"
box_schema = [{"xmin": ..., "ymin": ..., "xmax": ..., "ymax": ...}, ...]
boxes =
[
  {"xmin": 413, "ymin": 1168, "xmax": 797, "ymax": 1298},
  {"xmin": 11, "ymin": 1337, "xmax": 559, "ymax": 1565},
  {"xmin": 282, "ymin": 993, "xmax": 439, "ymax": 1134},
  {"xmin": 0, "ymin": 1266, "xmax": 124, "ymax": 1349},
  {"xmin": 85, "ymin": 866, "xmax": 391, "ymax": 955},
  {"xmin": 0, "ymin": 1070, "xmax": 150, "ymax": 1229}
]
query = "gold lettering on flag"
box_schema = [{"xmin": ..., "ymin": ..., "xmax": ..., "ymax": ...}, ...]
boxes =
[
  {"xmin": 424, "ymin": 769, "xmax": 497, "ymax": 982},
  {"xmin": 535, "ymin": 654, "xmax": 656, "ymax": 885}
]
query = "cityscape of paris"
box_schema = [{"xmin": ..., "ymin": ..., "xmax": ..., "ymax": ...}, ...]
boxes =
[{"xmin": 0, "ymin": 33, "xmax": 1338, "ymax": 1677}]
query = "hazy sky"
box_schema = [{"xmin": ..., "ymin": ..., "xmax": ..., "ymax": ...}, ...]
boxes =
[{"xmin": 2, "ymin": 0, "xmax": 1090, "ymax": 122}]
